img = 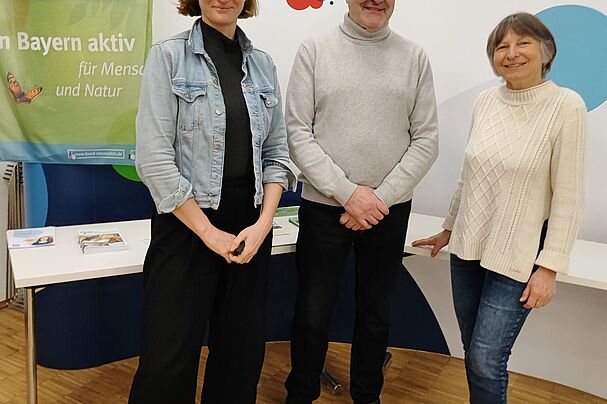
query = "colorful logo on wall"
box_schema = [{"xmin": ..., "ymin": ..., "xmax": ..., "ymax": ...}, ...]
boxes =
[{"xmin": 287, "ymin": 0, "xmax": 334, "ymax": 11}]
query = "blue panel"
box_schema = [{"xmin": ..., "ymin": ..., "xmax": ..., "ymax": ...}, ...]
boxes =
[
  {"xmin": 36, "ymin": 275, "xmax": 143, "ymax": 369},
  {"xmin": 33, "ymin": 168, "xmax": 448, "ymax": 369},
  {"xmin": 388, "ymin": 261, "xmax": 449, "ymax": 353},
  {"xmin": 327, "ymin": 252, "xmax": 449, "ymax": 354},
  {"xmin": 23, "ymin": 163, "xmax": 48, "ymax": 228},
  {"xmin": 265, "ymin": 250, "xmax": 450, "ymax": 355},
  {"xmin": 43, "ymin": 164, "xmax": 153, "ymax": 226},
  {"xmin": 34, "ymin": 164, "xmax": 152, "ymax": 369},
  {"xmin": 278, "ymin": 182, "xmax": 302, "ymax": 207}
]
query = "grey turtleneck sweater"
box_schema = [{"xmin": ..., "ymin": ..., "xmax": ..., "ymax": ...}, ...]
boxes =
[{"xmin": 286, "ymin": 14, "xmax": 439, "ymax": 208}]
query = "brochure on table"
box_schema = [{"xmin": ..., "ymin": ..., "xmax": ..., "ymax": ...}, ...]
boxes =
[
  {"xmin": 77, "ymin": 229, "xmax": 128, "ymax": 255},
  {"xmin": 6, "ymin": 227, "xmax": 56, "ymax": 249}
]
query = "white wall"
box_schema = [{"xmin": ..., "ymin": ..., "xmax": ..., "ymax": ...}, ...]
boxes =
[{"xmin": 151, "ymin": 0, "xmax": 607, "ymax": 244}]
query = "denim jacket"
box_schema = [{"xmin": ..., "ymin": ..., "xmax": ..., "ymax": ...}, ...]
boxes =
[{"xmin": 135, "ymin": 19, "xmax": 295, "ymax": 213}]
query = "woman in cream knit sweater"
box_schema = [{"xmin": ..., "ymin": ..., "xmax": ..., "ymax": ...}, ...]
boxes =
[{"xmin": 413, "ymin": 12, "xmax": 586, "ymax": 404}]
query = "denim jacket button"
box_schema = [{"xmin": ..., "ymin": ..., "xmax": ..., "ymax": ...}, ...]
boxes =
[{"xmin": 215, "ymin": 108, "xmax": 223, "ymax": 115}]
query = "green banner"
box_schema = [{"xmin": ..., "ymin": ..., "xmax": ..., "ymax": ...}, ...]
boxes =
[{"xmin": 0, "ymin": 0, "xmax": 152, "ymax": 164}]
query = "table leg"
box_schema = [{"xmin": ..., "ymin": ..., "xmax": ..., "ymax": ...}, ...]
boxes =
[{"xmin": 25, "ymin": 288, "xmax": 37, "ymax": 404}]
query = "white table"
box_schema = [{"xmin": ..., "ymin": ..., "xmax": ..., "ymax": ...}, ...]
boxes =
[
  {"xmin": 404, "ymin": 214, "xmax": 607, "ymax": 291},
  {"xmin": 10, "ymin": 217, "xmax": 299, "ymax": 290},
  {"xmin": 8, "ymin": 213, "xmax": 607, "ymax": 403}
]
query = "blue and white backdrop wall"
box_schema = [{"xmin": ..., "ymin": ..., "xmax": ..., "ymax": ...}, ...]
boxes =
[
  {"xmin": 151, "ymin": 0, "xmax": 607, "ymax": 397},
  {"xmin": 15, "ymin": 0, "xmax": 605, "ymax": 399},
  {"xmin": 157, "ymin": 0, "xmax": 606, "ymax": 243}
]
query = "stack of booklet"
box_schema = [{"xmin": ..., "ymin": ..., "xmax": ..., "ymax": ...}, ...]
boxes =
[{"xmin": 77, "ymin": 229, "xmax": 128, "ymax": 255}]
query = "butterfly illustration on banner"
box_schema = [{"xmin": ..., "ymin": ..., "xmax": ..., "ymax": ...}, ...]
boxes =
[{"xmin": 6, "ymin": 72, "xmax": 43, "ymax": 104}]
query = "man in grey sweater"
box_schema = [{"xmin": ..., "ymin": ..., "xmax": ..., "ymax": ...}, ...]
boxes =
[{"xmin": 285, "ymin": 1, "xmax": 439, "ymax": 403}]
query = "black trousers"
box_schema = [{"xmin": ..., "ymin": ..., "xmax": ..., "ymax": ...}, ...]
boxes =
[
  {"xmin": 129, "ymin": 183, "xmax": 272, "ymax": 404},
  {"xmin": 285, "ymin": 199, "xmax": 411, "ymax": 404}
]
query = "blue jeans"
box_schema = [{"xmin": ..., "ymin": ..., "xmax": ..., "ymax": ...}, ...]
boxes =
[{"xmin": 450, "ymin": 255, "xmax": 532, "ymax": 404}]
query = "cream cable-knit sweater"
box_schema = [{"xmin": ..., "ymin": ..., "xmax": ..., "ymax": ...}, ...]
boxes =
[{"xmin": 443, "ymin": 81, "xmax": 586, "ymax": 282}]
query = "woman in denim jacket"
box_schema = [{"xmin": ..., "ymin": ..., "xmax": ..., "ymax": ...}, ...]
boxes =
[{"xmin": 129, "ymin": 1, "xmax": 294, "ymax": 403}]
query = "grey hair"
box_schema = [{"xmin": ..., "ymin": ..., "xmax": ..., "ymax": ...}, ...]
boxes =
[{"xmin": 486, "ymin": 12, "xmax": 557, "ymax": 78}]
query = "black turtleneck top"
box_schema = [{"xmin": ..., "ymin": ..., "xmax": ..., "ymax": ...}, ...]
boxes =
[{"xmin": 201, "ymin": 21, "xmax": 253, "ymax": 182}]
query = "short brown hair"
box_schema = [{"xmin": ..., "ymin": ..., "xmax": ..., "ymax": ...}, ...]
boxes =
[
  {"xmin": 177, "ymin": 0, "xmax": 259, "ymax": 19},
  {"xmin": 486, "ymin": 12, "xmax": 557, "ymax": 78}
]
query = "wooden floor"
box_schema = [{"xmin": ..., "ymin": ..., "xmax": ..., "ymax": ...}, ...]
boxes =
[{"xmin": 0, "ymin": 307, "xmax": 604, "ymax": 403}]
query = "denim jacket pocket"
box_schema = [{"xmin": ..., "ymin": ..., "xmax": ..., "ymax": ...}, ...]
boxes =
[
  {"xmin": 171, "ymin": 81, "xmax": 207, "ymax": 169},
  {"xmin": 171, "ymin": 81, "xmax": 207, "ymax": 132}
]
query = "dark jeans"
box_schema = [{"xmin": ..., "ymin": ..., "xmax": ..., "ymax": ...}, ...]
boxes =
[
  {"xmin": 129, "ymin": 183, "xmax": 272, "ymax": 404},
  {"xmin": 285, "ymin": 199, "xmax": 411, "ymax": 404},
  {"xmin": 450, "ymin": 255, "xmax": 532, "ymax": 404}
]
